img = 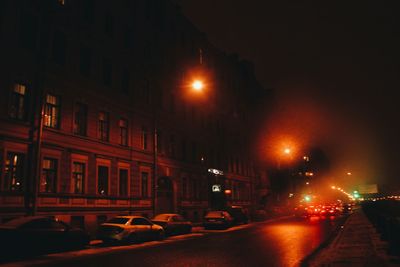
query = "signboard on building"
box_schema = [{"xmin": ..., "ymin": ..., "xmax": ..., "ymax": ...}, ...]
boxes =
[
  {"xmin": 208, "ymin": 168, "xmax": 224, "ymax": 176},
  {"xmin": 212, "ymin": 184, "xmax": 222, "ymax": 192},
  {"xmin": 358, "ymin": 184, "xmax": 378, "ymax": 194}
]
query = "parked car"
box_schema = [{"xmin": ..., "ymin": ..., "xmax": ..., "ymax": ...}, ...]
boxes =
[
  {"xmin": 203, "ymin": 210, "xmax": 234, "ymax": 229},
  {"xmin": 227, "ymin": 206, "xmax": 249, "ymax": 225},
  {"xmin": 0, "ymin": 216, "xmax": 89, "ymax": 260},
  {"xmin": 152, "ymin": 213, "xmax": 192, "ymax": 236},
  {"xmin": 96, "ymin": 216, "xmax": 164, "ymax": 244}
]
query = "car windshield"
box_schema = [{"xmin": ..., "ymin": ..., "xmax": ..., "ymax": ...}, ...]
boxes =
[
  {"xmin": 106, "ymin": 217, "xmax": 130, "ymax": 225},
  {"xmin": 153, "ymin": 214, "xmax": 171, "ymax": 221}
]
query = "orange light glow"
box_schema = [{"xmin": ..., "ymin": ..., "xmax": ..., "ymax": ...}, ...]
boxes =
[
  {"xmin": 192, "ymin": 80, "xmax": 204, "ymax": 91},
  {"xmin": 224, "ymin": 189, "xmax": 232, "ymax": 194}
]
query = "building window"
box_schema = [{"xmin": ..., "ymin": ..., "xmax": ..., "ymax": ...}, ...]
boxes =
[
  {"xmin": 141, "ymin": 172, "xmax": 148, "ymax": 197},
  {"xmin": 41, "ymin": 158, "xmax": 57, "ymax": 193},
  {"xmin": 102, "ymin": 58, "xmax": 112, "ymax": 86},
  {"xmin": 79, "ymin": 45, "xmax": 91, "ymax": 77},
  {"xmin": 97, "ymin": 166, "xmax": 109, "ymax": 195},
  {"xmin": 44, "ymin": 94, "xmax": 60, "ymax": 128},
  {"xmin": 119, "ymin": 169, "xmax": 128, "ymax": 196},
  {"xmin": 98, "ymin": 111, "xmax": 109, "ymax": 141},
  {"xmin": 72, "ymin": 162, "xmax": 85, "ymax": 194},
  {"xmin": 52, "ymin": 30, "xmax": 66, "ymax": 65},
  {"xmin": 119, "ymin": 118, "xmax": 128, "ymax": 146},
  {"xmin": 3, "ymin": 152, "xmax": 24, "ymax": 191},
  {"xmin": 141, "ymin": 127, "xmax": 148, "ymax": 150},
  {"xmin": 9, "ymin": 83, "xmax": 28, "ymax": 121},
  {"xmin": 74, "ymin": 103, "xmax": 87, "ymax": 136}
]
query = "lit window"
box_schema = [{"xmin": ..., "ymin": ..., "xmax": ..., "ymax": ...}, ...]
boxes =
[
  {"xmin": 72, "ymin": 162, "xmax": 85, "ymax": 194},
  {"xmin": 4, "ymin": 152, "xmax": 24, "ymax": 191},
  {"xmin": 41, "ymin": 158, "xmax": 57, "ymax": 193},
  {"xmin": 9, "ymin": 83, "xmax": 28, "ymax": 120},
  {"xmin": 44, "ymin": 94, "xmax": 60, "ymax": 128}
]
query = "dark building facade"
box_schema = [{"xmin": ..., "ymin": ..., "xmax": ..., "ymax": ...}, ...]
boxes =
[{"xmin": 0, "ymin": 0, "xmax": 269, "ymax": 234}]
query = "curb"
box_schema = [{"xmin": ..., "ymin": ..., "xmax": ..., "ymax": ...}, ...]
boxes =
[{"xmin": 300, "ymin": 214, "xmax": 351, "ymax": 267}]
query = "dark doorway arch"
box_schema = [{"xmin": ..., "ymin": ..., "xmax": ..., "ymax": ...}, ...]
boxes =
[{"xmin": 156, "ymin": 176, "xmax": 174, "ymax": 214}]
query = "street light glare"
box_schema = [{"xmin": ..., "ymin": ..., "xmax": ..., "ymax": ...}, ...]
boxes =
[
  {"xmin": 192, "ymin": 80, "xmax": 204, "ymax": 91},
  {"xmin": 284, "ymin": 148, "xmax": 291, "ymax": 155}
]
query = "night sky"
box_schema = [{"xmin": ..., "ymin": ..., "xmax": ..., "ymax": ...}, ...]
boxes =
[{"xmin": 178, "ymin": 1, "xmax": 400, "ymax": 189}]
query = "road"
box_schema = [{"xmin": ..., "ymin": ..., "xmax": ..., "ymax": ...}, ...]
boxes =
[{"xmin": 5, "ymin": 216, "xmax": 345, "ymax": 267}]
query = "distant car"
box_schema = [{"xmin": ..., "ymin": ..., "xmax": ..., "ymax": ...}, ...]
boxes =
[
  {"xmin": 203, "ymin": 210, "xmax": 234, "ymax": 229},
  {"xmin": 319, "ymin": 205, "xmax": 338, "ymax": 216},
  {"xmin": 227, "ymin": 206, "xmax": 249, "ymax": 225},
  {"xmin": 96, "ymin": 216, "xmax": 164, "ymax": 244},
  {"xmin": 342, "ymin": 203, "xmax": 353, "ymax": 213},
  {"xmin": 0, "ymin": 216, "xmax": 89, "ymax": 259},
  {"xmin": 152, "ymin": 213, "xmax": 192, "ymax": 236}
]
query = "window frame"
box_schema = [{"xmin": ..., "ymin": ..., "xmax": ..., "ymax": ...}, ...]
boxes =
[
  {"xmin": 40, "ymin": 157, "xmax": 58, "ymax": 193},
  {"xmin": 98, "ymin": 111, "xmax": 110, "ymax": 141},
  {"xmin": 3, "ymin": 152, "xmax": 25, "ymax": 191},
  {"xmin": 43, "ymin": 93, "xmax": 60, "ymax": 129},
  {"xmin": 119, "ymin": 118, "xmax": 128, "ymax": 146},
  {"xmin": 118, "ymin": 166, "xmax": 129, "ymax": 197},
  {"xmin": 73, "ymin": 102, "xmax": 88, "ymax": 136},
  {"xmin": 9, "ymin": 83, "xmax": 28, "ymax": 121},
  {"xmin": 97, "ymin": 163, "xmax": 110, "ymax": 196}
]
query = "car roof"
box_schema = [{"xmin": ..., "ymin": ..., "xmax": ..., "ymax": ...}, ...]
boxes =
[
  {"xmin": 113, "ymin": 215, "xmax": 146, "ymax": 219},
  {"xmin": 155, "ymin": 213, "xmax": 179, "ymax": 216},
  {"xmin": 0, "ymin": 216, "xmax": 53, "ymax": 228}
]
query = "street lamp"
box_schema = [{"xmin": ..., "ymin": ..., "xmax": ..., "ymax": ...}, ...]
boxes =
[{"xmin": 192, "ymin": 80, "xmax": 204, "ymax": 92}]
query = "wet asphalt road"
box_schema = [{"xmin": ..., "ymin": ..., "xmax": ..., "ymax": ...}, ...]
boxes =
[{"xmin": 30, "ymin": 216, "xmax": 344, "ymax": 267}]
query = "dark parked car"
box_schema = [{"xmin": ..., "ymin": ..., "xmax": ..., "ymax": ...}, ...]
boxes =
[
  {"xmin": 152, "ymin": 213, "xmax": 192, "ymax": 236},
  {"xmin": 0, "ymin": 216, "xmax": 89, "ymax": 260},
  {"xmin": 227, "ymin": 206, "xmax": 249, "ymax": 225},
  {"xmin": 203, "ymin": 210, "xmax": 234, "ymax": 229},
  {"xmin": 96, "ymin": 216, "xmax": 164, "ymax": 244}
]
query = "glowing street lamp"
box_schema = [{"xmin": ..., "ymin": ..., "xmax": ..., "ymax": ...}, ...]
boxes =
[
  {"xmin": 283, "ymin": 148, "xmax": 291, "ymax": 155},
  {"xmin": 192, "ymin": 80, "xmax": 204, "ymax": 92}
]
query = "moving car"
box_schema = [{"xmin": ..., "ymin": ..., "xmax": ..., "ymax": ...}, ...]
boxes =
[
  {"xmin": 203, "ymin": 210, "xmax": 234, "ymax": 229},
  {"xmin": 97, "ymin": 216, "xmax": 164, "ymax": 244},
  {"xmin": 227, "ymin": 206, "xmax": 249, "ymax": 225},
  {"xmin": 151, "ymin": 213, "xmax": 192, "ymax": 236},
  {"xmin": 0, "ymin": 216, "xmax": 89, "ymax": 259}
]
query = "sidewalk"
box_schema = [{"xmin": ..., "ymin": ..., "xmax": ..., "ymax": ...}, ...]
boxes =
[{"xmin": 307, "ymin": 208, "xmax": 399, "ymax": 267}]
